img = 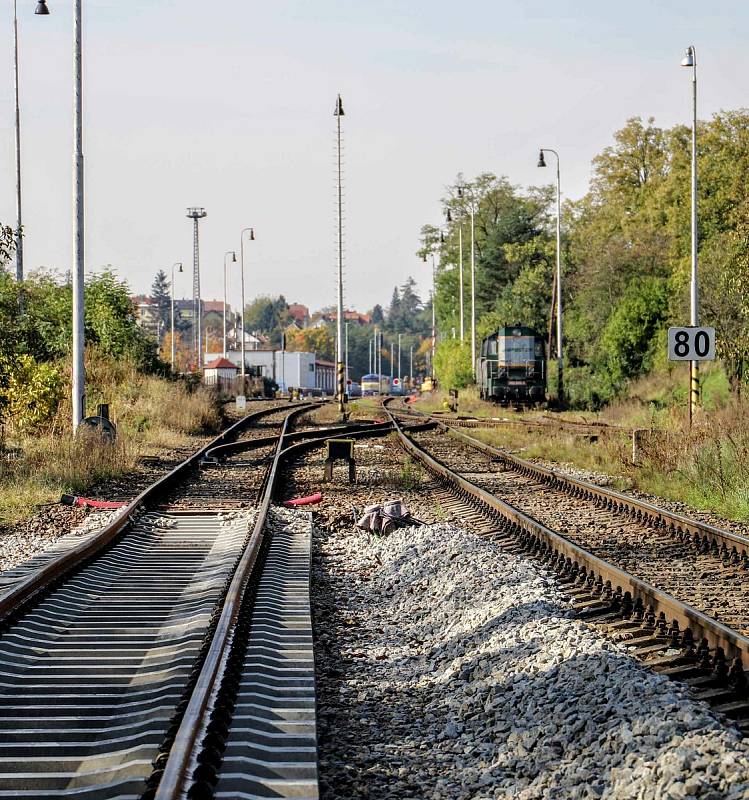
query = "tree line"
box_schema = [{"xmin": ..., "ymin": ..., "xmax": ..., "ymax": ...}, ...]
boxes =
[{"xmin": 421, "ymin": 111, "xmax": 749, "ymax": 407}]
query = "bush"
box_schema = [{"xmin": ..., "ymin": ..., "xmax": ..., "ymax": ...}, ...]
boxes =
[
  {"xmin": 434, "ymin": 339, "xmax": 473, "ymax": 389},
  {"xmin": 2, "ymin": 354, "xmax": 64, "ymax": 432}
]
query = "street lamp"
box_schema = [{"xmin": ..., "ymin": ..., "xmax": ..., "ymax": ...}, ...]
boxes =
[
  {"xmin": 15, "ymin": 0, "xmax": 48, "ymax": 283},
  {"xmin": 37, "ymin": 0, "xmax": 85, "ymax": 428},
  {"xmin": 538, "ymin": 147, "xmax": 564, "ymax": 408},
  {"xmin": 458, "ymin": 184, "xmax": 478, "ymax": 379},
  {"xmin": 223, "ymin": 251, "xmax": 237, "ymax": 359},
  {"xmin": 171, "ymin": 262, "xmax": 183, "ymax": 371},
  {"xmin": 445, "ymin": 206, "xmax": 464, "ymax": 341},
  {"xmin": 682, "ymin": 45, "xmax": 700, "ymax": 419},
  {"xmin": 239, "ymin": 228, "xmax": 255, "ymax": 389}
]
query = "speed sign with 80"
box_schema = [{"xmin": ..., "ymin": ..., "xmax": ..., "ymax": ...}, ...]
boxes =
[{"xmin": 667, "ymin": 326, "xmax": 716, "ymax": 361}]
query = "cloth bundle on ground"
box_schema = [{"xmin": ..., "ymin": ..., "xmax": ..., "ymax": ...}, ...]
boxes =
[{"xmin": 356, "ymin": 500, "xmax": 418, "ymax": 535}]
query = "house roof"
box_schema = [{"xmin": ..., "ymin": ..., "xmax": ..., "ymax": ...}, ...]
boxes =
[{"xmin": 205, "ymin": 357, "xmax": 238, "ymax": 370}]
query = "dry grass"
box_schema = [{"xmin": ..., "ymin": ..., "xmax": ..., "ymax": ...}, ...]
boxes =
[{"xmin": 0, "ymin": 353, "xmax": 224, "ymax": 526}]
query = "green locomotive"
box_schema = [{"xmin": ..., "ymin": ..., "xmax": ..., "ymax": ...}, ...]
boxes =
[{"xmin": 477, "ymin": 325, "xmax": 546, "ymax": 405}]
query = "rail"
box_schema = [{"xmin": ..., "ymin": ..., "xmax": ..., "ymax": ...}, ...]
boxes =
[{"xmin": 383, "ymin": 402, "xmax": 749, "ymax": 664}]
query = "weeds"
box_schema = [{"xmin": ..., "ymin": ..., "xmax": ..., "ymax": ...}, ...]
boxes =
[{"xmin": 1, "ymin": 351, "xmax": 223, "ymax": 526}]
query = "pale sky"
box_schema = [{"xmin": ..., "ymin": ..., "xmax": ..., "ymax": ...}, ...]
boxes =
[{"xmin": 1, "ymin": 0, "xmax": 747, "ymax": 312}]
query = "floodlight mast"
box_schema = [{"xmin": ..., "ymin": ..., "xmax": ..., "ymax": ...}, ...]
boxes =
[{"xmin": 186, "ymin": 208, "xmax": 207, "ymax": 370}]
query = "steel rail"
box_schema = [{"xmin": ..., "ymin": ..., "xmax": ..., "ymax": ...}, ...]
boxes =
[
  {"xmin": 154, "ymin": 416, "xmax": 400, "ymax": 798},
  {"xmin": 387, "ymin": 400, "xmax": 749, "ymax": 561},
  {"xmin": 384, "ymin": 406, "xmax": 749, "ymax": 663},
  {"xmin": 0, "ymin": 402, "xmax": 318, "ymax": 621},
  {"xmin": 437, "ymin": 421, "xmax": 749, "ymax": 560}
]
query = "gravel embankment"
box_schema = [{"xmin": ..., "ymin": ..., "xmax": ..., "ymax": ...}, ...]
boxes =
[{"xmin": 314, "ymin": 522, "xmax": 749, "ymax": 799}]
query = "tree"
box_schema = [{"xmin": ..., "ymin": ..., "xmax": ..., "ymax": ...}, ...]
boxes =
[
  {"xmin": 150, "ymin": 270, "xmax": 171, "ymax": 334},
  {"xmin": 244, "ymin": 295, "xmax": 289, "ymax": 337},
  {"xmin": 285, "ymin": 326, "xmax": 335, "ymax": 360},
  {"xmin": 370, "ymin": 304, "xmax": 384, "ymax": 325}
]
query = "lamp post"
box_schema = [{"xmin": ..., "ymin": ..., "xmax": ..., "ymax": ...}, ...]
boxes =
[
  {"xmin": 682, "ymin": 45, "xmax": 700, "ymax": 420},
  {"xmin": 397, "ymin": 332, "xmax": 402, "ymax": 382},
  {"xmin": 458, "ymin": 185, "xmax": 478, "ymax": 379},
  {"xmin": 537, "ymin": 148, "xmax": 564, "ymax": 408},
  {"xmin": 36, "ymin": 0, "xmax": 86, "ymax": 428},
  {"xmin": 345, "ymin": 321, "xmax": 349, "ymax": 391},
  {"xmin": 171, "ymin": 262, "xmax": 183, "ymax": 371},
  {"xmin": 239, "ymin": 228, "xmax": 255, "ymax": 389},
  {"xmin": 223, "ymin": 251, "xmax": 237, "ymax": 359}
]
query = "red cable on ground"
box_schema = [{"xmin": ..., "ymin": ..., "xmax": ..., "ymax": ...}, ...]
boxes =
[
  {"xmin": 60, "ymin": 494, "xmax": 127, "ymax": 510},
  {"xmin": 283, "ymin": 493, "xmax": 323, "ymax": 507}
]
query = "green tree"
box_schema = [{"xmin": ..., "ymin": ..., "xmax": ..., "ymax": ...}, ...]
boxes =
[{"xmin": 150, "ymin": 270, "xmax": 171, "ymax": 334}]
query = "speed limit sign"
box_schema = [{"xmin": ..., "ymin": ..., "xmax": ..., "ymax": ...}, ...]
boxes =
[{"xmin": 668, "ymin": 326, "xmax": 716, "ymax": 361}]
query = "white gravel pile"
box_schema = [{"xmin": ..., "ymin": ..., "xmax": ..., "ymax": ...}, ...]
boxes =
[{"xmin": 318, "ymin": 522, "xmax": 749, "ymax": 799}]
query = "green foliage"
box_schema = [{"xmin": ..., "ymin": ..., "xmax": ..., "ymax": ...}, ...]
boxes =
[
  {"xmin": 150, "ymin": 269, "xmax": 171, "ymax": 332},
  {"xmin": 244, "ymin": 295, "xmax": 289, "ymax": 339},
  {"xmin": 3, "ymin": 355, "xmax": 64, "ymax": 433},
  {"xmin": 434, "ymin": 339, "xmax": 473, "ymax": 388},
  {"xmin": 596, "ymin": 277, "xmax": 669, "ymax": 393},
  {"xmin": 422, "ymin": 110, "xmax": 749, "ymax": 408}
]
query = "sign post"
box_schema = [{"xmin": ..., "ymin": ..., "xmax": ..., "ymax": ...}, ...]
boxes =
[{"xmin": 667, "ymin": 326, "xmax": 716, "ymax": 425}]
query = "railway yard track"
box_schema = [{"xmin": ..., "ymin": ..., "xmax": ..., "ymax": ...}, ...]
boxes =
[
  {"xmin": 3, "ymin": 396, "xmax": 749, "ymax": 797},
  {"xmin": 0, "ymin": 402, "xmax": 335, "ymax": 799},
  {"xmin": 383, "ymin": 402, "xmax": 749, "ymax": 725}
]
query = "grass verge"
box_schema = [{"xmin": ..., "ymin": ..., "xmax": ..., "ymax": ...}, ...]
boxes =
[{"xmin": 1, "ymin": 356, "xmax": 224, "ymax": 527}]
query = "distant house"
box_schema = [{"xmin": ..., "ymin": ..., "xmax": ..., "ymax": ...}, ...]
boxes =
[
  {"xmin": 308, "ymin": 309, "xmax": 371, "ymax": 328},
  {"xmin": 204, "ymin": 357, "xmax": 238, "ymax": 388},
  {"xmin": 287, "ymin": 303, "xmax": 310, "ymax": 328},
  {"xmin": 130, "ymin": 295, "xmax": 161, "ymax": 335}
]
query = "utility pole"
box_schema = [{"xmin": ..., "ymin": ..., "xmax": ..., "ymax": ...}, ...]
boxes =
[
  {"xmin": 397, "ymin": 333, "xmax": 402, "ymax": 381},
  {"xmin": 682, "ymin": 46, "xmax": 700, "ymax": 421},
  {"xmin": 187, "ymin": 208, "xmax": 207, "ymax": 370},
  {"xmin": 13, "ymin": 0, "xmax": 24, "ymax": 283},
  {"xmin": 239, "ymin": 228, "xmax": 255, "ymax": 390},
  {"xmin": 410, "ymin": 344, "xmax": 413, "ymax": 385},
  {"xmin": 390, "ymin": 341, "xmax": 394, "ymax": 382},
  {"xmin": 538, "ymin": 149, "xmax": 563, "ymax": 408},
  {"xmin": 334, "ymin": 94, "xmax": 346, "ymax": 418},
  {"xmin": 345, "ymin": 321, "xmax": 349, "ymax": 390},
  {"xmin": 72, "ymin": 0, "xmax": 84, "ymax": 428},
  {"xmin": 369, "ymin": 337, "xmax": 372, "ymax": 374}
]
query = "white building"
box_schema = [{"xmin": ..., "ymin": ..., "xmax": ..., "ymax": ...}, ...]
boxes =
[{"xmin": 205, "ymin": 349, "xmax": 318, "ymax": 392}]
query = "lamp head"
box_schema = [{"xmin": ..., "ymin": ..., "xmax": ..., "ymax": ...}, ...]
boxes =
[
  {"xmin": 440, "ymin": 231, "xmax": 445, "ymax": 244},
  {"xmin": 457, "ymin": 186, "xmax": 464, "ymax": 199},
  {"xmin": 681, "ymin": 46, "xmax": 695, "ymax": 67},
  {"xmin": 537, "ymin": 150, "xmax": 547, "ymax": 168},
  {"xmin": 178, "ymin": 263, "xmax": 183, "ymax": 273},
  {"xmin": 334, "ymin": 94, "xmax": 344, "ymax": 117},
  {"xmin": 422, "ymin": 254, "xmax": 427, "ymax": 263},
  {"xmin": 227, "ymin": 251, "xmax": 237, "ymax": 262},
  {"xmin": 35, "ymin": 0, "xmax": 50, "ymax": 14},
  {"xmin": 446, "ymin": 209, "xmax": 452, "ymax": 223},
  {"xmin": 249, "ymin": 228, "xmax": 255, "ymax": 241}
]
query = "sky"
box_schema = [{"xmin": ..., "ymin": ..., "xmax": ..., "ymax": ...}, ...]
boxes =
[{"xmin": 1, "ymin": 0, "xmax": 748, "ymax": 313}]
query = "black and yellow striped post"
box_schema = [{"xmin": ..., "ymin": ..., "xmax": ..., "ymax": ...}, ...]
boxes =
[
  {"xmin": 689, "ymin": 361, "xmax": 700, "ymax": 426},
  {"xmin": 337, "ymin": 360, "xmax": 348, "ymax": 420}
]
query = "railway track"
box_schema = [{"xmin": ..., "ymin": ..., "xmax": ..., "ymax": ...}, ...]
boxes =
[
  {"xmin": 383, "ymin": 401, "xmax": 749, "ymax": 732},
  {"xmin": 0, "ymin": 401, "xmax": 335, "ymax": 799}
]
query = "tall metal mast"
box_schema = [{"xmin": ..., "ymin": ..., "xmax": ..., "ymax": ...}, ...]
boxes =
[
  {"xmin": 186, "ymin": 207, "xmax": 207, "ymax": 370},
  {"xmin": 334, "ymin": 94, "xmax": 346, "ymax": 418},
  {"xmin": 13, "ymin": 0, "xmax": 23, "ymax": 283}
]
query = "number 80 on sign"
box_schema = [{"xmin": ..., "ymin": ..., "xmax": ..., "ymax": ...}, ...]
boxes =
[{"xmin": 667, "ymin": 327, "xmax": 716, "ymax": 361}]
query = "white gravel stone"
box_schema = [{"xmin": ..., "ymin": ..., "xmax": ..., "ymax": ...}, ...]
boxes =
[{"xmin": 316, "ymin": 521, "xmax": 749, "ymax": 799}]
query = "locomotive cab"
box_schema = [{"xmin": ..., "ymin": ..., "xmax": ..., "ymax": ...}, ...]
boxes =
[{"xmin": 478, "ymin": 326, "xmax": 546, "ymax": 405}]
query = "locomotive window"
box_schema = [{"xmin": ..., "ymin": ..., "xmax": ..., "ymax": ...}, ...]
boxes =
[
  {"xmin": 534, "ymin": 340, "xmax": 543, "ymax": 358},
  {"xmin": 498, "ymin": 335, "xmax": 535, "ymax": 364},
  {"xmin": 488, "ymin": 339, "xmax": 497, "ymax": 356}
]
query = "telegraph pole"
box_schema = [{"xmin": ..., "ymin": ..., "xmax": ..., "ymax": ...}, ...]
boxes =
[
  {"xmin": 187, "ymin": 208, "xmax": 207, "ymax": 370},
  {"xmin": 334, "ymin": 94, "xmax": 346, "ymax": 418}
]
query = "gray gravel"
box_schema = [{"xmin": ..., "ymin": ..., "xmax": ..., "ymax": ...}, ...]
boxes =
[{"xmin": 314, "ymin": 522, "xmax": 749, "ymax": 799}]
